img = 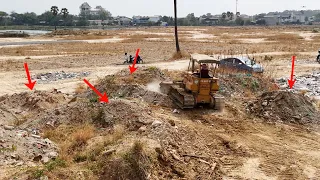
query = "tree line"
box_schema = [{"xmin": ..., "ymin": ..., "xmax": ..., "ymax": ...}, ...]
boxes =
[
  {"xmin": 1, "ymin": 8, "xmax": 320, "ymax": 28},
  {"xmin": 0, "ymin": 6, "xmax": 112, "ymax": 27}
]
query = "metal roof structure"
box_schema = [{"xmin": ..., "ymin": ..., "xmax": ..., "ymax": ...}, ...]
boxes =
[{"xmin": 191, "ymin": 53, "xmax": 220, "ymax": 64}]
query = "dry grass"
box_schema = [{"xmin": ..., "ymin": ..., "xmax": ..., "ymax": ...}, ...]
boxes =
[
  {"xmin": 227, "ymin": 39, "xmax": 243, "ymax": 44},
  {"xmin": 121, "ymin": 37, "xmax": 144, "ymax": 43},
  {"xmin": 74, "ymin": 83, "xmax": 87, "ymax": 94},
  {"xmin": 171, "ymin": 51, "xmax": 190, "ymax": 60},
  {"xmin": 312, "ymin": 35, "xmax": 320, "ymax": 41},
  {"xmin": 265, "ymin": 33, "xmax": 303, "ymax": 41},
  {"xmin": 63, "ymin": 35, "xmax": 112, "ymax": 40},
  {"xmin": 299, "ymin": 89, "xmax": 309, "ymax": 96},
  {"xmin": 100, "ymin": 141, "xmax": 152, "ymax": 180},
  {"xmin": 69, "ymin": 124, "xmax": 95, "ymax": 150},
  {"xmin": 120, "ymin": 34, "xmax": 172, "ymax": 43},
  {"xmin": 13, "ymin": 115, "xmax": 28, "ymax": 126},
  {"xmin": 43, "ymin": 123, "xmax": 95, "ymax": 162}
]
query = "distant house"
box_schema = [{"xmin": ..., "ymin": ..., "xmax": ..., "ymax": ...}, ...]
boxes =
[
  {"xmin": 199, "ymin": 14, "xmax": 220, "ymax": 25},
  {"xmin": 132, "ymin": 16, "xmax": 150, "ymax": 25},
  {"xmin": 114, "ymin": 16, "xmax": 132, "ymax": 25},
  {"xmin": 80, "ymin": 2, "xmax": 91, "ymax": 12},
  {"xmin": 88, "ymin": 20, "xmax": 111, "ymax": 26},
  {"xmin": 267, "ymin": 12, "xmax": 306, "ymax": 24},
  {"xmin": 308, "ymin": 16, "xmax": 315, "ymax": 22},
  {"xmin": 148, "ymin": 15, "xmax": 161, "ymax": 23},
  {"xmin": 292, "ymin": 12, "xmax": 305, "ymax": 23},
  {"xmin": 80, "ymin": 2, "xmax": 106, "ymax": 16},
  {"xmin": 239, "ymin": 14, "xmax": 251, "ymax": 20},
  {"xmin": 279, "ymin": 14, "xmax": 291, "ymax": 23}
]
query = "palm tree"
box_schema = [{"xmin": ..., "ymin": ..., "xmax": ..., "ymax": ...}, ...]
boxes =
[
  {"xmin": 61, "ymin": 8, "xmax": 69, "ymax": 28},
  {"xmin": 51, "ymin": 6, "xmax": 59, "ymax": 30},
  {"xmin": 230, "ymin": 12, "xmax": 234, "ymax": 20},
  {"xmin": 174, "ymin": 0, "xmax": 180, "ymax": 53}
]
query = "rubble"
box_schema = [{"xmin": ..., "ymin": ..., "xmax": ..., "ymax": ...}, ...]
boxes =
[
  {"xmin": 277, "ymin": 71, "xmax": 320, "ymax": 99},
  {"xmin": 151, "ymin": 120, "xmax": 163, "ymax": 128},
  {"xmin": 247, "ymin": 91, "xmax": 320, "ymax": 124},
  {"xmin": 4, "ymin": 125, "xmax": 14, "ymax": 130},
  {"xmin": 32, "ymin": 71, "xmax": 90, "ymax": 84},
  {"xmin": 138, "ymin": 126, "xmax": 147, "ymax": 133},
  {"xmin": 173, "ymin": 109, "xmax": 180, "ymax": 114},
  {"xmin": 0, "ymin": 126, "xmax": 58, "ymax": 167}
]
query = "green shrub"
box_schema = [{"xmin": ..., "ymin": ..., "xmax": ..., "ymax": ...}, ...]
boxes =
[
  {"xmin": 45, "ymin": 158, "xmax": 67, "ymax": 171},
  {"xmin": 32, "ymin": 169, "xmax": 44, "ymax": 179}
]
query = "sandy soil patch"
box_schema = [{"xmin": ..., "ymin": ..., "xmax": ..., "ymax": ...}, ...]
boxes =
[
  {"xmin": 0, "ymin": 59, "xmax": 189, "ymax": 96},
  {"xmin": 0, "ymin": 38, "xmax": 57, "ymax": 43},
  {"xmin": 123, "ymin": 31, "xmax": 172, "ymax": 36},
  {"xmin": 239, "ymin": 38, "xmax": 267, "ymax": 43},
  {"xmin": 83, "ymin": 38, "xmax": 125, "ymax": 43}
]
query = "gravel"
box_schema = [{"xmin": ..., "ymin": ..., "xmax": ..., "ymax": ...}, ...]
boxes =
[{"xmin": 32, "ymin": 71, "xmax": 90, "ymax": 84}]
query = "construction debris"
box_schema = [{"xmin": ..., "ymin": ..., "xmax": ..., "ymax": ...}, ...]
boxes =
[
  {"xmin": 0, "ymin": 126, "xmax": 58, "ymax": 167},
  {"xmin": 33, "ymin": 71, "xmax": 90, "ymax": 83},
  {"xmin": 277, "ymin": 71, "xmax": 320, "ymax": 99},
  {"xmin": 247, "ymin": 91, "xmax": 320, "ymax": 124}
]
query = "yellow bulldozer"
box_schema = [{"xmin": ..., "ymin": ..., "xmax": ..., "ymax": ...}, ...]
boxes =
[{"xmin": 160, "ymin": 53, "xmax": 224, "ymax": 110}]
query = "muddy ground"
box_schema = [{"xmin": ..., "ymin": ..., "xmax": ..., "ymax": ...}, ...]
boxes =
[{"xmin": 0, "ymin": 26, "xmax": 319, "ymax": 179}]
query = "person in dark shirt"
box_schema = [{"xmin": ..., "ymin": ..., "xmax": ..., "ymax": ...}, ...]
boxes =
[
  {"xmin": 129, "ymin": 55, "xmax": 133, "ymax": 63},
  {"xmin": 200, "ymin": 64, "xmax": 210, "ymax": 78}
]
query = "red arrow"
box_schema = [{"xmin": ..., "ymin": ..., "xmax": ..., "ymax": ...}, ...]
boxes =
[
  {"xmin": 288, "ymin": 56, "xmax": 296, "ymax": 89},
  {"xmin": 129, "ymin": 49, "xmax": 140, "ymax": 74},
  {"xmin": 24, "ymin": 63, "xmax": 36, "ymax": 90},
  {"xmin": 83, "ymin": 79, "xmax": 109, "ymax": 103}
]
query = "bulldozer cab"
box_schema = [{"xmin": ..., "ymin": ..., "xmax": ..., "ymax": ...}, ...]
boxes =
[
  {"xmin": 188, "ymin": 53, "xmax": 220, "ymax": 77},
  {"xmin": 184, "ymin": 54, "xmax": 220, "ymax": 96}
]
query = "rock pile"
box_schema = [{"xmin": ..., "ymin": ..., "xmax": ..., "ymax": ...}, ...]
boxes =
[
  {"xmin": 247, "ymin": 91, "xmax": 320, "ymax": 124},
  {"xmin": 0, "ymin": 125, "xmax": 58, "ymax": 167},
  {"xmin": 33, "ymin": 71, "xmax": 90, "ymax": 83},
  {"xmin": 277, "ymin": 71, "xmax": 320, "ymax": 99}
]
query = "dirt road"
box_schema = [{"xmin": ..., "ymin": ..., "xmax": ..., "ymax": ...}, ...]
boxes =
[{"xmin": 0, "ymin": 60, "xmax": 189, "ymax": 96}]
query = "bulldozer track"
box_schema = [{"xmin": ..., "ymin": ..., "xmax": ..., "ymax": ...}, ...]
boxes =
[{"xmin": 169, "ymin": 85, "xmax": 195, "ymax": 109}]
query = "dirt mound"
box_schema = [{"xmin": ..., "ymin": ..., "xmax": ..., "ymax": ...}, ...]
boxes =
[
  {"xmin": 106, "ymin": 67, "xmax": 166, "ymax": 85},
  {"xmin": 247, "ymin": 91, "xmax": 320, "ymax": 124},
  {"xmin": 0, "ymin": 91, "xmax": 70, "ymax": 126},
  {"xmin": 23, "ymin": 97, "xmax": 158, "ymax": 131},
  {"xmin": 85, "ymin": 67, "xmax": 172, "ymax": 107},
  {"xmin": 219, "ymin": 74, "xmax": 277, "ymax": 97}
]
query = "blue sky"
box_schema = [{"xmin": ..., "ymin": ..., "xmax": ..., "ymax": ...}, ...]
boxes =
[{"xmin": 1, "ymin": 0, "xmax": 317, "ymax": 17}]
